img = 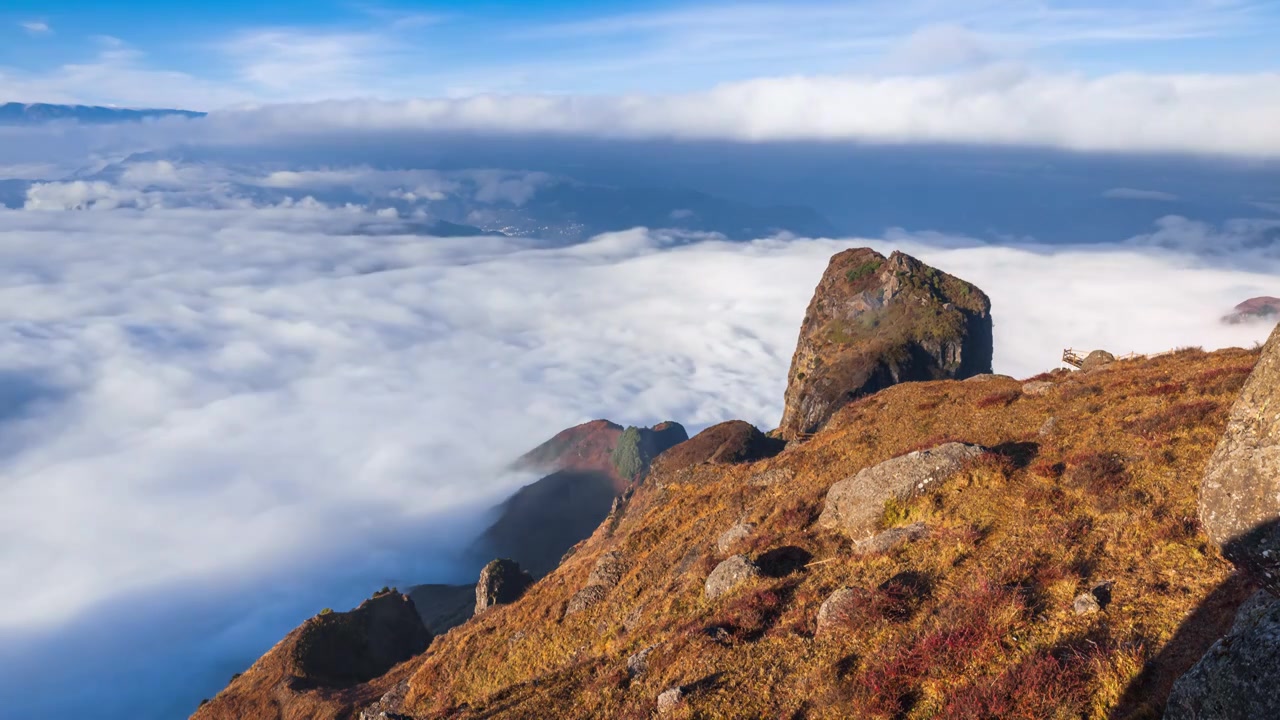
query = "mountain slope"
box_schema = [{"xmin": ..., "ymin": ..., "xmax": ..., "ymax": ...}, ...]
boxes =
[{"xmin": 384, "ymin": 346, "xmax": 1256, "ymax": 719}]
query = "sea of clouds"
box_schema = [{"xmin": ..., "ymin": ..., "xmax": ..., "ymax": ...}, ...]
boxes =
[{"xmin": 0, "ymin": 131, "xmax": 1276, "ymax": 718}]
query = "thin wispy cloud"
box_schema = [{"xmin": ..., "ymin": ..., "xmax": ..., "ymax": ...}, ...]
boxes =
[
  {"xmin": 20, "ymin": 21, "xmax": 51, "ymax": 36},
  {"xmin": 1104, "ymin": 187, "xmax": 1181, "ymax": 201}
]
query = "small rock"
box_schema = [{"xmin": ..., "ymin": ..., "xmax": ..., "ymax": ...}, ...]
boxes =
[
  {"xmin": 1073, "ymin": 592, "xmax": 1100, "ymax": 616},
  {"xmin": 657, "ymin": 686, "xmax": 685, "ymax": 715},
  {"xmin": 816, "ymin": 587, "xmax": 865, "ymax": 637},
  {"xmin": 965, "ymin": 373, "xmax": 1015, "ymax": 382},
  {"xmin": 566, "ymin": 584, "xmax": 609, "ymax": 617},
  {"xmin": 853, "ymin": 522, "xmax": 929, "ymax": 555},
  {"xmin": 717, "ymin": 522, "xmax": 755, "ymax": 554},
  {"xmin": 626, "ymin": 646, "xmax": 655, "ymax": 679},
  {"xmin": 1081, "ymin": 350, "xmax": 1117, "ymax": 371},
  {"xmin": 1022, "ymin": 381, "xmax": 1055, "ymax": 396},
  {"xmin": 1072, "ymin": 582, "xmax": 1112, "ymax": 616},
  {"xmin": 705, "ymin": 555, "xmax": 762, "ymax": 599},
  {"xmin": 1038, "ymin": 417, "xmax": 1059, "ymax": 437}
]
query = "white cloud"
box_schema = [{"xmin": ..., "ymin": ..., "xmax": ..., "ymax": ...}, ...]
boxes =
[
  {"xmin": 187, "ymin": 69, "xmax": 1280, "ymax": 157},
  {"xmin": 1104, "ymin": 187, "xmax": 1181, "ymax": 201},
  {"xmin": 21, "ymin": 21, "xmax": 51, "ymax": 35}
]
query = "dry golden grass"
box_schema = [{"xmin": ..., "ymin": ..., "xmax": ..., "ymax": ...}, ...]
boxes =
[{"xmin": 398, "ymin": 346, "xmax": 1261, "ymax": 720}]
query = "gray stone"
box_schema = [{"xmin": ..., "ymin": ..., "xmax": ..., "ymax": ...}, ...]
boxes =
[
  {"xmin": 818, "ymin": 443, "xmax": 986, "ymax": 540},
  {"xmin": 1164, "ymin": 591, "xmax": 1280, "ymax": 720},
  {"xmin": 657, "ymin": 686, "xmax": 685, "ymax": 715},
  {"xmin": 1022, "ymin": 381, "xmax": 1055, "ymax": 396},
  {"xmin": 1072, "ymin": 593, "xmax": 1100, "ymax": 616},
  {"xmin": 704, "ymin": 555, "xmax": 761, "ymax": 600},
  {"xmin": 587, "ymin": 551, "xmax": 626, "ymax": 588},
  {"xmin": 1081, "ymin": 350, "xmax": 1117, "ymax": 371},
  {"xmin": 626, "ymin": 646, "xmax": 655, "ymax": 679},
  {"xmin": 474, "ymin": 559, "xmax": 534, "ymax": 614},
  {"xmin": 965, "ymin": 373, "xmax": 1015, "ymax": 382},
  {"xmin": 565, "ymin": 584, "xmax": 609, "ymax": 617},
  {"xmin": 1038, "ymin": 417, "xmax": 1059, "ymax": 437},
  {"xmin": 852, "ymin": 522, "xmax": 929, "ymax": 555},
  {"xmin": 1072, "ymin": 582, "xmax": 1112, "ymax": 615},
  {"xmin": 815, "ymin": 587, "xmax": 865, "ymax": 638},
  {"xmin": 716, "ymin": 522, "xmax": 755, "ymax": 554},
  {"xmin": 1199, "ymin": 323, "xmax": 1280, "ymax": 594}
]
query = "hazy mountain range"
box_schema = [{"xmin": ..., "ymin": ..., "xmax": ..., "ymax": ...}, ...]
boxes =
[{"xmin": 0, "ymin": 102, "xmax": 204, "ymax": 126}]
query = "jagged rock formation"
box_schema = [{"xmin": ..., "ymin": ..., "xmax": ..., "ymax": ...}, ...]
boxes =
[
  {"xmin": 1199, "ymin": 323, "xmax": 1280, "ymax": 594},
  {"xmin": 192, "ymin": 590, "xmax": 428, "ymax": 720},
  {"xmin": 778, "ymin": 248, "xmax": 993, "ymax": 440},
  {"xmin": 1222, "ymin": 296, "xmax": 1280, "ymax": 325},
  {"xmin": 475, "ymin": 559, "xmax": 534, "ymax": 614},
  {"xmin": 1164, "ymin": 591, "xmax": 1280, "ymax": 719},
  {"xmin": 818, "ymin": 442, "xmax": 986, "ymax": 540}
]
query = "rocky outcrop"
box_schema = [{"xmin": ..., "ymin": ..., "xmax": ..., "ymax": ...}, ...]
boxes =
[
  {"xmin": 1222, "ymin": 296, "xmax": 1280, "ymax": 325},
  {"xmin": 705, "ymin": 555, "xmax": 761, "ymax": 599},
  {"xmin": 852, "ymin": 522, "xmax": 929, "ymax": 555},
  {"xmin": 1081, "ymin": 350, "xmax": 1116, "ymax": 372},
  {"xmin": 566, "ymin": 551, "xmax": 627, "ymax": 616},
  {"xmin": 1199, "ymin": 323, "xmax": 1280, "ymax": 594},
  {"xmin": 475, "ymin": 559, "xmax": 534, "ymax": 614},
  {"xmin": 192, "ymin": 590, "xmax": 429, "ymax": 720},
  {"xmin": 474, "ymin": 419, "xmax": 687, "ymax": 576},
  {"xmin": 650, "ymin": 421, "xmax": 784, "ymax": 478},
  {"xmin": 818, "ymin": 443, "xmax": 986, "ymax": 540},
  {"xmin": 778, "ymin": 248, "xmax": 992, "ymax": 439},
  {"xmin": 1164, "ymin": 591, "xmax": 1280, "ymax": 720}
]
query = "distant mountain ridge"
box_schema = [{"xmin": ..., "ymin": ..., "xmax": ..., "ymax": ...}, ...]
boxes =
[{"xmin": 0, "ymin": 102, "xmax": 203, "ymax": 125}]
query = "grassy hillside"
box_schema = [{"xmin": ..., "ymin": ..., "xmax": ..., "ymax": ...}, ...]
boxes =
[{"xmin": 394, "ymin": 346, "xmax": 1261, "ymax": 719}]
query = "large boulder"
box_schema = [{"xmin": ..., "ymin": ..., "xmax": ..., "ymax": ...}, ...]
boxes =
[
  {"xmin": 1164, "ymin": 591, "xmax": 1280, "ymax": 720},
  {"xmin": 818, "ymin": 443, "xmax": 986, "ymax": 540},
  {"xmin": 779, "ymin": 248, "xmax": 993, "ymax": 440},
  {"xmin": 1081, "ymin": 350, "xmax": 1116, "ymax": 372},
  {"xmin": 475, "ymin": 559, "xmax": 534, "ymax": 614},
  {"xmin": 192, "ymin": 590, "xmax": 430, "ymax": 720},
  {"xmin": 1199, "ymin": 323, "xmax": 1280, "ymax": 594}
]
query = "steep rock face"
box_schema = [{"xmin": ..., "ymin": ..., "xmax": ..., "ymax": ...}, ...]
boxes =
[
  {"xmin": 192, "ymin": 591, "xmax": 428, "ymax": 720},
  {"xmin": 1222, "ymin": 296, "xmax": 1280, "ymax": 325},
  {"xmin": 1199, "ymin": 323, "xmax": 1280, "ymax": 594},
  {"xmin": 779, "ymin": 248, "xmax": 993, "ymax": 439},
  {"xmin": 1164, "ymin": 591, "xmax": 1280, "ymax": 720},
  {"xmin": 475, "ymin": 559, "xmax": 534, "ymax": 614}
]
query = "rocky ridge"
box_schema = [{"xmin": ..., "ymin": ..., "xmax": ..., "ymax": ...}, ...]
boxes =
[{"xmin": 194, "ymin": 248, "xmax": 1275, "ymax": 719}]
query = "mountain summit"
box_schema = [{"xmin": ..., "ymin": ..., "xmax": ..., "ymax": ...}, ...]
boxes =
[{"xmin": 778, "ymin": 248, "xmax": 993, "ymax": 440}]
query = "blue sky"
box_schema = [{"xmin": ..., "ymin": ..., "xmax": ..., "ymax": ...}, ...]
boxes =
[{"xmin": 1, "ymin": 0, "xmax": 1278, "ymax": 109}]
